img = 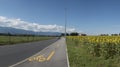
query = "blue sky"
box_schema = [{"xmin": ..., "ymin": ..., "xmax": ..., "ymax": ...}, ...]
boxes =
[{"xmin": 0, "ymin": 0, "xmax": 120, "ymax": 34}]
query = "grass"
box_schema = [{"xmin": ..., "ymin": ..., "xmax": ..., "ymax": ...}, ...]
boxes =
[
  {"xmin": 0, "ymin": 36, "xmax": 55, "ymax": 45},
  {"xmin": 66, "ymin": 38, "xmax": 120, "ymax": 67}
]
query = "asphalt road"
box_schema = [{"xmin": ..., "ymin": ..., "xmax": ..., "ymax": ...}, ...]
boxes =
[
  {"xmin": 0, "ymin": 38, "xmax": 58, "ymax": 67},
  {"xmin": 10, "ymin": 37, "xmax": 69, "ymax": 67}
]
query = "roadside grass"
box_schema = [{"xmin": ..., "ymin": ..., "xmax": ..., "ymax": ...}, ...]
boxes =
[
  {"xmin": 0, "ymin": 36, "xmax": 55, "ymax": 45},
  {"xmin": 67, "ymin": 38, "xmax": 120, "ymax": 67}
]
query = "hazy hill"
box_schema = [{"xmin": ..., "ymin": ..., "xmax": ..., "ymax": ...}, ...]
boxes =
[{"xmin": 0, "ymin": 27, "xmax": 61, "ymax": 36}]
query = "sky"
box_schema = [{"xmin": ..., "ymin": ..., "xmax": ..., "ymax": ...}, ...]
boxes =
[{"xmin": 0, "ymin": 0, "xmax": 120, "ymax": 34}]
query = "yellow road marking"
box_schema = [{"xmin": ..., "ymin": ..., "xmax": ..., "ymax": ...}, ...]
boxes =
[
  {"xmin": 28, "ymin": 51, "xmax": 55, "ymax": 62},
  {"xmin": 46, "ymin": 51, "xmax": 55, "ymax": 61},
  {"xmin": 28, "ymin": 55, "xmax": 46, "ymax": 62},
  {"xmin": 28, "ymin": 58, "xmax": 33, "ymax": 61}
]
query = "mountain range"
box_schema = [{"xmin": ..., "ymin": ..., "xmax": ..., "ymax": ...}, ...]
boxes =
[{"xmin": 0, "ymin": 26, "xmax": 61, "ymax": 36}]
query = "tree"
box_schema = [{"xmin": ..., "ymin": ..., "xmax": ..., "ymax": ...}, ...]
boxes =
[
  {"xmin": 111, "ymin": 34, "xmax": 118, "ymax": 36},
  {"xmin": 61, "ymin": 33, "xmax": 69, "ymax": 36},
  {"xmin": 70, "ymin": 32, "xmax": 79, "ymax": 36},
  {"xmin": 81, "ymin": 34, "xmax": 87, "ymax": 36},
  {"xmin": 100, "ymin": 34, "xmax": 109, "ymax": 36}
]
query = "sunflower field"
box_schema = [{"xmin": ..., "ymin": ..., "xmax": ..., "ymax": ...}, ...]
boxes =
[{"xmin": 67, "ymin": 36, "xmax": 120, "ymax": 67}]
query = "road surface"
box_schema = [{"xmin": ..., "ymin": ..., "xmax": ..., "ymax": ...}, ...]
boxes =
[
  {"xmin": 9, "ymin": 37, "xmax": 69, "ymax": 67},
  {"xmin": 0, "ymin": 38, "xmax": 58, "ymax": 67}
]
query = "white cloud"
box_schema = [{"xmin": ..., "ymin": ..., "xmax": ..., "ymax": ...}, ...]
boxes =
[{"xmin": 0, "ymin": 16, "xmax": 76, "ymax": 33}]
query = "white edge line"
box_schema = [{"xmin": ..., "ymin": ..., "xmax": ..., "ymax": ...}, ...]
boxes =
[
  {"xmin": 66, "ymin": 47, "xmax": 70, "ymax": 67},
  {"xmin": 9, "ymin": 39, "xmax": 60, "ymax": 67},
  {"xmin": 65, "ymin": 39, "xmax": 70, "ymax": 67}
]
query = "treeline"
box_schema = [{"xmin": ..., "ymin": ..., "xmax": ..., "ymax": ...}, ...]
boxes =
[
  {"xmin": 100, "ymin": 33, "xmax": 120, "ymax": 36},
  {"xmin": 0, "ymin": 33, "xmax": 43, "ymax": 37},
  {"xmin": 61, "ymin": 32, "xmax": 86, "ymax": 36},
  {"xmin": 2, "ymin": 32, "xmax": 120, "ymax": 36},
  {"xmin": 0, "ymin": 33, "xmax": 34, "ymax": 36},
  {"xmin": 0, "ymin": 33, "xmax": 58, "ymax": 37},
  {"xmin": 61, "ymin": 32, "xmax": 78, "ymax": 36},
  {"xmin": 61, "ymin": 32, "xmax": 120, "ymax": 36}
]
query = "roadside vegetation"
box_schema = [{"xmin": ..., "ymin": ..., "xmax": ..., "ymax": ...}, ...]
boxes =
[
  {"xmin": 0, "ymin": 35, "xmax": 55, "ymax": 45},
  {"xmin": 67, "ymin": 36, "xmax": 120, "ymax": 67}
]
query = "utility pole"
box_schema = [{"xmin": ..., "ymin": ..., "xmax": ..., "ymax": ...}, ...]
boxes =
[{"xmin": 65, "ymin": 8, "xmax": 67, "ymax": 40}]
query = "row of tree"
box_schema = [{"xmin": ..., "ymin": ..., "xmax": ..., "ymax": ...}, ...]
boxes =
[
  {"xmin": 61, "ymin": 32, "xmax": 78, "ymax": 36},
  {"xmin": 0, "ymin": 33, "xmax": 57, "ymax": 37},
  {"xmin": 100, "ymin": 34, "xmax": 120, "ymax": 36},
  {"xmin": 61, "ymin": 32, "xmax": 120, "ymax": 36},
  {"xmin": 1, "ymin": 32, "xmax": 120, "ymax": 36}
]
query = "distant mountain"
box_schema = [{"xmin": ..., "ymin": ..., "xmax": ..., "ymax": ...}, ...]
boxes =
[{"xmin": 0, "ymin": 26, "xmax": 61, "ymax": 36}]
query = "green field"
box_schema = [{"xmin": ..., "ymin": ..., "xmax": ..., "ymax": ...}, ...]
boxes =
[
  {"xmin": 67, "ymin": 36, "xmax": 120, "ymax": 67},
  {"xmin": 0, "ymin": 36, "xmax": 55, "ymax": 45}
]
